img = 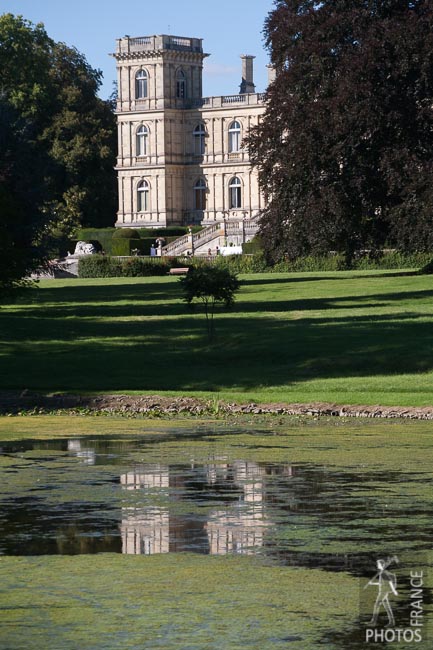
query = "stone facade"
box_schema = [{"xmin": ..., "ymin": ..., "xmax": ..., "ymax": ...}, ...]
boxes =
[{"xmin": 113, "ymin": 34, "xmax": 266, "ymax": 229}]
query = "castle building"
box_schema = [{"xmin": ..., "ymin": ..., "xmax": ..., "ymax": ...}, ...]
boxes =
[{"xmin": 113, "ymin": 34, "xmax": 268, "ymax": 236}]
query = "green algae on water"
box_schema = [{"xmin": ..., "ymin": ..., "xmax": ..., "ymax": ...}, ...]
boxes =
[{"xmin": 0, "ymin": 554, "xmax": 358, "ymax": 650}]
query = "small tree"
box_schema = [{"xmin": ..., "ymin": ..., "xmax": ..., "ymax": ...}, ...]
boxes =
[{"xmin": 180, "ymin": 266, "xmax": 240, "ymax": 341}]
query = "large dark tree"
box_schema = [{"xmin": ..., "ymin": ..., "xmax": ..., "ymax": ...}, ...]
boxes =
[
  {"xmin": 0, "ymin": 14, "xmax": 117, "ymax": 290},
  {"xmin": 247, "ymin": 1, "xmax": 433, "ymax": 263},
  {"xmin": 0, "ymin": 99, "xmax": 53, "ymax": 293}
]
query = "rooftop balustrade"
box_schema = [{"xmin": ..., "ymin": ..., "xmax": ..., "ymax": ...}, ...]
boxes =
[
  {"xmin": 188, "ymin": 93, "xmax": 265, "ymax": 109},
  {"xmin": 115, "ymin": 34, "xmax": 204, "ymax": 56}
]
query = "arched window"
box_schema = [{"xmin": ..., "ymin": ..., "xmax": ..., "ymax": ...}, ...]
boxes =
[
  {"xmin": 176, "ymin": 69, "xmax": 186, "ymax": 99},
  {"xmin": 135, "ymin": 70, "xmax": 148, "ymax": 99},
  {"xmin": 193, "ymin": 123, "xmax": 206, "ymax": 155},
  {"xmin": 228, "ymin": 120, "xmax": 241, "ymax": 152},
  {"xmin": 137, "ymin": 180, "xmax": 149, "ymax": 212},
  {"xmin": 136, "ymin": 125, "xmax": 148, "ymax": 157},
  {"xmin": 229, "ymin": 176, "xmax": 242, "ymax": 209},
  {"xmin": 194, "ymin": 178, "xmax": 207, "ymax": 211}
]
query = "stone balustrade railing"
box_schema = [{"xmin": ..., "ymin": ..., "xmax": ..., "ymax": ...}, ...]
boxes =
[
  {"xmin": 161, "ymin": 218, "xmax": 259, "ymax": 257},
  {"xmin": 115, "ymin": 35, "xmax": 204, "ymax": 56},
  {"xmin": 188, "ymin": 93, "xmax": 264, "ymax": 109},
  {"xmin": 193, "ymin": 223, "xmax": 222, "ymax": 243},
  {"xmin": 161, "ymin": 223, "xmax": 222, "ymax": 256},
  {"xmin": 161, "ymin": 234, "xmax": 189, "ymax": 256}
]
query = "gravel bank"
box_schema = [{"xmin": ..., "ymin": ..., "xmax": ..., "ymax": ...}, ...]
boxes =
[{"xmin": 1, "ymin": 391, "xmax": 433, "ymax": 419}]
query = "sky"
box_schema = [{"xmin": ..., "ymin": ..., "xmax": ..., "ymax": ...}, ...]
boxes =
[{"xmin": 2, "ymin": 0, "xmax": 275, "ymax": 100}]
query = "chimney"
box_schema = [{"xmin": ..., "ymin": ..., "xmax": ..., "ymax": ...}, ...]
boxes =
[
  {"xmin": 240, "ymin": 55, "xmax": 256, "ymax": 94},
  {"xmin": 267, "ymin": 64, "xmax": 276, "ymax": 86}
]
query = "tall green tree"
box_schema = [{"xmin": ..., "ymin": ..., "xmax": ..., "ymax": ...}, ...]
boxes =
[
  {"xmin": 43, "ymin": 40, "xmax": 117, "ymax": 231},
  {"xmin": 0, "ymin": 99, "xmax": 53, "ymax": 293},
  {"xmin": 0, "ymin": 13, "xmax": 117, "ymax": 288},
  {"xmin": 247, "ymin": 1, "xmax": 433, "ymax": 264}
]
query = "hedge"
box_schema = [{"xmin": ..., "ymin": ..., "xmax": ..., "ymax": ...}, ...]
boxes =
[
  {"xmin": 214, "ymin": 253, "xmax": 268, "ymax": 273},
  {"xmin": 353, "ymin": 251, "xmax": 432, "ymax": 270},
  {"xmin": 77, "ymin": 249, "xmax": 432, "ymax": 278},
  {"xmin": 242, "ymin": 236, "xmax": 262, "ymax": 255},
  {"xmin": 112, "ymin": 228, "xmax": 142, "ymax": 239},
  {"xmin": 77, "ymin": 256, "xmax": 123, "ymax": 278},
  {"xmin": 214, "ymin": 251, "xmax": 433, "ymax": 274},
  {"xmin": 111, "ymin": 238, "xmax": 143, "ymax": 256},
  {"xmin": 78, "ymin": 255, "xmax": 195, "ymax": 278},
  {"xmin": 75, "ymin": 228, "xmax": 116, "ymax": 254}
]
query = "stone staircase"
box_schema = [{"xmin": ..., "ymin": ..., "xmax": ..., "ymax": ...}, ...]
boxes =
[{"xmin": 161, "ymin": 217, "xmax": 259, "ymax": 256}]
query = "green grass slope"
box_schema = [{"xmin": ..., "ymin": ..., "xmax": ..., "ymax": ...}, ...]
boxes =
[{"xmin": 1, "ymin": 270, "xmax": 433, "ymax": 406}]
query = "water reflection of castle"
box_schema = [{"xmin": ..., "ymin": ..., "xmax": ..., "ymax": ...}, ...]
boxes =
[
  {"xmin": 67, "ymin": 439, "xmax": 96, "ymax": 465},
  {"xmin": 120, "ymin": 461, "xmax": 282, "ymax": 556}
]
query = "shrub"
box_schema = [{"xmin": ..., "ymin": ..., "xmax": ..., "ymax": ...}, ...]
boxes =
[
  {"xmin": 121, "ymin": 258, "xmax": 170, "ymax": 276},
  {"xmin": 355, "ymin": 251, "xmax": 431, "ymax": 270},
  {"xmin": 165, "ymin": 256, "xmax": 197, "ymax": 269},
  {"xmin": 112, "ymin": 228, "xmax": 141, "ymax": 239},
  {"xmin": 78, "ymin": 255, "xmax": 122, "ymax": 278},
  {"xmin": 273, "ymin": 255, "xmax": 343, "ymax": 272},
  {"xmin": 215, "ymin": 252, "xmax": 268, "ymax": 273},
  {"xmin": 216, "ymin": 250, "xmax": 431, "ymax": 274},
  {"xmin": 111, "ymin": 238, "xmax": 142, "ymax": 256},
  {"xmin": 242, "ymin": 236, "xmax": 263, "ymax": 255},
  {"xmin": 417, "ymin": 257, "xmax": 433, "ymax": 274},
  {"xmin": 78, "ymin": 255, "xmax": 172, "ymax": 278}
]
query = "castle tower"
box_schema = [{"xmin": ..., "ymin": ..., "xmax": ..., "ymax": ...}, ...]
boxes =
[{"xmin": 113, "ymin": 35, "xmax": 208, "ymax": 227}]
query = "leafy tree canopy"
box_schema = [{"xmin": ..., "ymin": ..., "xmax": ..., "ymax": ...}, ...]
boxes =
[
  {"xmin": 0, "ymin": 99, "xmax": 53, "ymax": 294},
  {"xmin": 248, "ymin": 0, "xmax": 433, "ymax": 263},
  {"xmin": 0, "ymin": 14, "xmax": 117, "ymax": 292},
  {"xmin": 0, "ymin": 14, "xmax": 116, "ymax": 263},
  {"xmin": 180, "ymin": 266, "xmax": 240, "ymax": 341}
]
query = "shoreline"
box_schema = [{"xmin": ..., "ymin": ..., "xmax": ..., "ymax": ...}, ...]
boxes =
[{"xmin": 1, "ymin": 392, "xmax": 433, "ymax": 420}]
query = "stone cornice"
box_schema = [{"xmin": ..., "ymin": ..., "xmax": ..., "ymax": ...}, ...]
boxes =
[{"xmin": 112, "ymin": 50, "xmax": 209, "ymax": 63}]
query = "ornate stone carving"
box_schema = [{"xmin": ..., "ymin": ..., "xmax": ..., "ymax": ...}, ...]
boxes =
[{"xmin": 74, "ymin": 241, "xmax": 97, "ymax": 255}]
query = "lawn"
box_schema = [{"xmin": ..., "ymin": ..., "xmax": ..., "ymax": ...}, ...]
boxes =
[{"xmin": 1, "ymin": 270, "xmax": 433, "ymax": 406}]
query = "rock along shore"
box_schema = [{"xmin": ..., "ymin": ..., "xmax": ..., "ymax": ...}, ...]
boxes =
[{"xmin": 1, "ymin": 391, "xmax": 433, "ymax": 420}]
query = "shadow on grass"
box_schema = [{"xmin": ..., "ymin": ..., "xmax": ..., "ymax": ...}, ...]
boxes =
[
  {"xmin": 1, "ymin": 300, "xmax": 433, "ymax": 392},
  {"xmin": 6, "ymin": 285, "xmax": 433, "ymax": 321},
  {"xmin": 26, "ymin": 279, "xmax": 181, "ymax": 305},
  {"xmin": 241, "ymin": 269, "xmax": 419, "ymax": 286},
  {"xmin": 2, "ymin": 274, "xmax": 433, "ymax": 392}
]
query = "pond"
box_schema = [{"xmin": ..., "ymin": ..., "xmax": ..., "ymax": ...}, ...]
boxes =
[{"xmin": 0, "ymin": 417, "xmax": 432, "ymax": 649}]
